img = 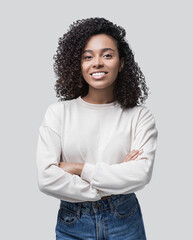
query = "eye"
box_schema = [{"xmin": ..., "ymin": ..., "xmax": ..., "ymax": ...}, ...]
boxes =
[
  {"xmin": 104, "ymin": 54, "xmax": 112, "ymax": 58},
  {"xmin": 83, "ymin": 56, "xmax": 92, "ymax": 60}
]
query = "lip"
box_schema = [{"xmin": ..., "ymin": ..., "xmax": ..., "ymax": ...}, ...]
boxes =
[
  {"xmin": 90, "ymin": 72, "xmax": 108, "ymax": 80},
  {"xmin": 90, "ymin": 71, "xmax": 108, "ymax": 75}
]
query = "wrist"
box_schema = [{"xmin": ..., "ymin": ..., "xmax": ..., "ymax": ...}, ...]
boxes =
[{"xmin": 75, "ymin": 163, "xmax": 84, "ymax": 176}]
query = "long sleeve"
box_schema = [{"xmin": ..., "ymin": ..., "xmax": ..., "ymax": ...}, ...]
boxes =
[
  {"xmin": 36, "ymin": 103, "xmax": 101, "ymax": 202},
  {"xmin": 80, "ymin": 107, "xmax": 158, "ymax": 196}
]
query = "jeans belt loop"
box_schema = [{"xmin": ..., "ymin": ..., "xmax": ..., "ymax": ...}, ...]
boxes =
[
  {"xmin": 76, "ymin": 203, "xmax": 81, "ymax": 218},
  {"xmin": 107, "ymin": 198, "xmax": 115, "ymax": 214}
]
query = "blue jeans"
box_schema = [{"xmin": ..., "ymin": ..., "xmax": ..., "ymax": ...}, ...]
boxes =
[{"xmin": 55, "ymin": 192, "xmax": 147, "ymax": 240}]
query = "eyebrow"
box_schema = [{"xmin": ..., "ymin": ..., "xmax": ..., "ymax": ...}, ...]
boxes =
[{"xmin": 82, "ymin": 48, "xmax": 115, "ymax": 54}]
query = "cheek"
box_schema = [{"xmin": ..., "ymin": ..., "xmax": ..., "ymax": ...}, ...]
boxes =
[
  {"xmin": 108, "ymin": 59, "xmax": 120, "ymax": 70},
  {"xmin": 81, "ymin": 62, "xmax": 90, "ymax": 72},
  {"xmin": 108, "ymin": 64, "xmax": 120, "ymax": 74}
]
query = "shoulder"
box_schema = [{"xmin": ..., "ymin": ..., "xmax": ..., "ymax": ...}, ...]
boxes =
[
  {"xmin": 43, "ymin": 98, "xmax": 76, "ymax": 121},
  {"xmin": 132, "ymin": 105, "xmax": 155, "ymax": 117},
  {"xmin": 47, "ymin": 101, "xmax": 65, "ymax": 111},
  {"xmin": 129, "ymin": 105, "xmax": 157, "ymax": 127},
  {"xmin": 43, "ymin": 101, "xmax": 64, "ymax": 120},
  {"xmin": 40, "ymin": 101, "xmax": 66, "ymax": 136},
  {"xmin": 47, "ymin": 98, "xmax": 76, "ymax": 111},
  {"xmin": 41, "ymin": 101, "xmax": 65, "ymax": 127}
]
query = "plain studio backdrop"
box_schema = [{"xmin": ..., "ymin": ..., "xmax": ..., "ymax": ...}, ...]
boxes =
[{"xmin": 0, "ymin": 0, "xmax": 192, "ymax": 239}]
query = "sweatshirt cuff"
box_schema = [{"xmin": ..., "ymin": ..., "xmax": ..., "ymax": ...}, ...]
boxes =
[{"xmin": 81, "ymin": 163, "xmax": 95, "ymax": 182}]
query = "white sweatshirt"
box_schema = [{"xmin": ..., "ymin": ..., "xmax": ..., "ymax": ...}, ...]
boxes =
[{"xmin": 36, "ymin": 96, "xmax": 158, "ymax": 203}]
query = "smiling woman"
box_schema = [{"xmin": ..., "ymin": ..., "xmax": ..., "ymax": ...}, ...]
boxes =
[
  {"xmin": 80, "ymin": 34, "xmax": 124, "ymax": 103},
  {"xmin": 36, "ymin": 17, "xmax": 158, "ymax": 240},
  {"xmin": 53, "ymin": 17, "xmax": 148, "ymax": 109}
]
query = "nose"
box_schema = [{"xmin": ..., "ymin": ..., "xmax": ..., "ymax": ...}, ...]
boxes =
[{"xmin": 93, "ymin": 56, "xmax": 103, "ymax": 68}]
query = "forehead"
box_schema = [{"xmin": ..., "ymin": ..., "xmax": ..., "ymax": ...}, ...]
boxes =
[{"xmin": 83, "ymin": 34, "xmax": 118, "ymax": 51}]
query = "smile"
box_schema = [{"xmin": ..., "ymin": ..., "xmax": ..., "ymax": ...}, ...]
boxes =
[
  {"xmin": 90, "ymin": 72, "xmax": 107, "ymax": 76},
  {"xmin": 90, "ymin": 72, "xmax": 108, "ymax": 80}
]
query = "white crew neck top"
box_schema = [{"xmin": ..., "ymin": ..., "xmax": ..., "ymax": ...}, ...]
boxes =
[
  {"xmin": 77, "ymin": 96, "xmax": 118, "ymax": 109},
  {"xmin": 36, "ymin": 96, "xmax": 158, "ymax": 203}
]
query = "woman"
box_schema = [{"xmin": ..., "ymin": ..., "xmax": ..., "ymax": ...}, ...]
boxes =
[{"xmin": 36, "ymin": 17, "xmax": 158, "ymax": 240}]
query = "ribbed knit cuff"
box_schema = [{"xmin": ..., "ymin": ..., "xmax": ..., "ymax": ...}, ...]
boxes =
[{"xmin": 80, "ymin": 163, "xmax": 95, "ymax": 182}]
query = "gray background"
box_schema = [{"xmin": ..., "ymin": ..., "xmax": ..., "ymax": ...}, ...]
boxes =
[{"xmin": 0, "ymin": 0, "xmax": 192, "ymax": 239}]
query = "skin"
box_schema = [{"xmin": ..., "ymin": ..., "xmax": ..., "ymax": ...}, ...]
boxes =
[
  {"xmin": 59, "ymin": 34, "xmax": 143, "ymax": 175},
  {"xmin": 80, "ymin": 33, "xmax": 124, "ymax": 104}
]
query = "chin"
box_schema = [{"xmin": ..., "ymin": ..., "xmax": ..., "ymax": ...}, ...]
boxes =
[{"xmin": 90, "ymin": 82, "xmax": 113, "ymax": 89}]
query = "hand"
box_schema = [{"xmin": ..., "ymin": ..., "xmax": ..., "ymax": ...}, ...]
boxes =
[
  {"xmin": 59, "ymin": 162, "xmax": 84, "ymax": 176},
  {"xmin": 58, "ymin": 162, "xmax": 78, "ymax": 175},
  {"xmin": 123, "ymin": 149, "xmax": 143, "ymax": 162}
]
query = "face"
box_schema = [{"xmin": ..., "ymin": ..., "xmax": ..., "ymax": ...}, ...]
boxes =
[{"xmin": 81, "ymin": 34, "xmax": 124, "ymax": 91}]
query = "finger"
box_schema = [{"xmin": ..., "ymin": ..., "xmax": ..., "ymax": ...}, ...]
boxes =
[
  {"xmin": 131, "ymin": 149, "xmax": 143, "ymax": 158},
  {"xmin": 124, "ymin": 152, "xmax": 138, "ymax": 162},
  {"xmin": 127, "ymin": 150, "xmax": 140, "ymax": 159},
  {"xmin": 138, "ymin": 149, "xmax": 143, "ymax": 155},
  {"xmin": 126, "ymin": 154, "xmax": 139, "ymax": 161},
  {"xmin": 133, "ymin": 150, "xmax": 143, "ymax": 159},
  {"xmin": 124, "ymin": 149, "xmax": 143, "ymax": 162},
  {"xmin": 130, "ymin": 149, "xmax": 143, "ymax": 156}
]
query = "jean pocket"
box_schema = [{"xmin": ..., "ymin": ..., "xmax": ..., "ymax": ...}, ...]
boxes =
[
  {"xmin": 114, "ymin": 195, "xmax": 139, "ymax": 219},
  {"xmin": 58, "ymin": 206, "xmax": 78, "ymax": 226}
]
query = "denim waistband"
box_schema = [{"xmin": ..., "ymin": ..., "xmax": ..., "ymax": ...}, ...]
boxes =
[{"xmin": 60, "ymin": 193, "xmax": 136, "ymax": 216}]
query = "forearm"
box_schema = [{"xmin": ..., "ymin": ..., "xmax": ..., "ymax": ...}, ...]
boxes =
[
  {"xmin": 74, "ymin": 163, "xmax": 85, "ymax": 176},
  {"xmin": 59, "ymin": 162, "xmax": 85, "ymax": 176},
  {"xmin": 61, "ymin": 150, "xmax": 142, "ymax": 180}
]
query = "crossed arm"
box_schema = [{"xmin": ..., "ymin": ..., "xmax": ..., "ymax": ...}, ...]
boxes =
[
  {"xmin": 36, "ymin": 105, "xmax": 158, "ymax": 202},
  {"xmin": 59, "ymin": 149, "xmax": 143, "ymax": 176},
  {"xmin": 58, "ymin": 108, "xmax": 157, "ymax": 197}
]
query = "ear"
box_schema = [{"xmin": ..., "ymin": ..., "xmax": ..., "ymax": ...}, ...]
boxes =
[{"xmin": 119, "ymin": 57, "xmax": 124, "ymax": 72}]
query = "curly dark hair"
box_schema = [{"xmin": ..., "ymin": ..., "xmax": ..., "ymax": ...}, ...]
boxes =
[{"xmin": 53, "ymin": 17, "xmax": 149, "ymax": 109}]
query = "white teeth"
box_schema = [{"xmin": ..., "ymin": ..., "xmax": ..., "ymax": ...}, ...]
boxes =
[{"xmin": 92, "ymin": 72, "xmax": 106, "ymax": 76}]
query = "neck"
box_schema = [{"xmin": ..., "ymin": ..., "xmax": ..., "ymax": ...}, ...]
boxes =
[{"xmin": 82, "ymin": 84, "xmax": 116, "ymax": 104}]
